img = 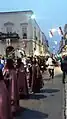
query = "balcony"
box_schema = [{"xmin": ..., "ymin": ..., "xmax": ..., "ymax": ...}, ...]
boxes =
[{"xmin": 0, "ymin": 32, "xmax": 20, "ymax": 41}]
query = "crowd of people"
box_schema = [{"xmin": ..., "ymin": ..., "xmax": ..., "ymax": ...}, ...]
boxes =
[
  {"xmin": 0, "ymin": 56, "xmax": 44, "ymax": 119},
  {"xmin": 0, "ymin": 53, "xmax": 57, "ymax": 119}
]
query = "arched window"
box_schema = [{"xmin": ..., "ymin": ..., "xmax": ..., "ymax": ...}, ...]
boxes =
[{"xmin": 4, "ymin": 22, "xmax": 14, "ymax": 33}]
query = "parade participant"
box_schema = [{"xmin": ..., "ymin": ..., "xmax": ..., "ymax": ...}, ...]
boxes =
[
  {"xmin": 31, "ymin": 58, "xmax": 43, "ymax": 93},
  {"xmin": 46, "ymin": 55, "xmax": 54, "ymax": 79},
  {"xmin": 28, "ymin": 58, "xmax": 32, "ymax": 88},
  {"xmin": 36, "ymin": 59, "xmax": 44, "ymax": 91},
  {"xmin": 22, "ymin": 57, "xmax": 26, "ymax": 66},
  {"xmin": 1, "ymin": 57, "xmax": 5, "ymax": 65},
  {"xmin": 16, "ymin": 58, "xmax": 29, "ymax": 99},
  {"xmin": 4, "ymin": 59, "xmax": 19, "ymax": 115},
  {"xmin": 61, "ymin": 55, "xmax": 67, "ymax": 83},
  {"xmin": 0, "ymin": 60, "xmax": 4, "ymax": 71},
  {"xmin": 0, "ymin": 70, "xmax": 12, "ymax": 119},
  {"xmin": 31, "ymin": 58, "xmax": 37, "ymax": 93}
]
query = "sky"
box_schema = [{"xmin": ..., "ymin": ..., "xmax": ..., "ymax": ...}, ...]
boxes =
[{"xmin": 0, "ymin": 0, "xmax": 67, "ymax": 53}]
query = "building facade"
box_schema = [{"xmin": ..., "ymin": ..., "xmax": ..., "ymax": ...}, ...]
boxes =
[
  {"xmin": 59, "ymin": 24, "xmax": 67, "ymax": 55},
  {"xmin": 0, "ymin": 10, "xmax": 48, "ymax": 56}
]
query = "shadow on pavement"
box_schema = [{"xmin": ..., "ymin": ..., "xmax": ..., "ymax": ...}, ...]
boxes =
[
  {"xmin": 54, "ymin": 74, "xmax": 62, "ymax": 78},
  {"xmin": 43, "ymin": 78, "xmax": 50, "ymax": 81},
  {"xmin": 29, "ymin": 94, "xmax": 47, "ymax": 100},
  {"xmin": 40, "ymin": 88, "xmax": 60, "ymax": 93},
  {"xmin": 16, "ymin": 107, "xmax": 48, "ymax": 119}
]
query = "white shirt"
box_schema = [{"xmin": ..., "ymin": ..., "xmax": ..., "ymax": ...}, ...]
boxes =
[{"xmin": 46, "ymin": 58, "xmax": 54, "ymax": 69}]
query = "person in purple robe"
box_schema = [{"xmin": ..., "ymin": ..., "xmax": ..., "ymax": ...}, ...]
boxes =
[
  {"xmin": 31, "ymin": 58, "xmax": 37, "ymax": 93},
  {"xmin": 28, "ymin": 58, "xmax": 32, "ymax": 88},
  {"xmin": 16, "ymin": 58, "xmax": 29, "ymax": 99},
  {"xmin": 0, "ymin": 69, "xmax": 12, "ymax": 119},
  {"xmin": 31, "ymin": 58, "xmax": 43, "ymax": 93},
  {"xmin": 36, "ymin": 59, "xmax": 44, "ymax": 90},
  {"xmin": 4, "ymin": 59, "xmax": 19, "ymax": 116}
]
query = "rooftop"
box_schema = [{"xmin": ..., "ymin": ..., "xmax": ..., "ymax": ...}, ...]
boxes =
[{"xmin": 0, "ymin": 10, "xmax": 33, "ymax": 14}]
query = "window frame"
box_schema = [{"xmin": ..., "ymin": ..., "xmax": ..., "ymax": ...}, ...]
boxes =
[
  {"xmin": 20, "ymin": 23, "xmax": 28, "ymax": 39},
  {"xmin": 4, "ymin": 22, "xmax": 14, "ymax": 33}
]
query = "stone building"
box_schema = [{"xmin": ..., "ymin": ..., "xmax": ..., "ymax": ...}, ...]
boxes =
[{"xmin": 0, "ymin": 10, "xmax": 49, "ymax": 56}]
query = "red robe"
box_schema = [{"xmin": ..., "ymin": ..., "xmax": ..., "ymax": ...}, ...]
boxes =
[
  {"xmin": 0, "ymin": 80, "xmax": 12, "ymax": 119},
  {"xmin": 4, "ymin": 68, "xmax": 19, "ymax": 113},
  {"xmin": 32, "ymin": 64, "xmax": 43, "ymax": 93},
  {"xmin": 17, "ymin": 63, "xmax": 28, "ymax": 98}
]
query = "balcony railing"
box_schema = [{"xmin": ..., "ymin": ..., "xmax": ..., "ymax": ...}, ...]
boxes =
[{"xmin": 0, "ymin": 32, "xmax": 20, "ymax": 40}]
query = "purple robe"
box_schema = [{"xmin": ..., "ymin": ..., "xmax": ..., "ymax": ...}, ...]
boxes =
[
  {"xmin": 32, "ymin": 64, "xmax": 43, "ymax": 93},
  {"xmin": 17, "ymin": 64, "xmax": 28, "ymax": 97},
  {"xmin": 10, "ymin": 69, "xmax": 19, "ymax": 113},
  {"xmin": 4, "ymin": 69, "xmax": 19, "ymax": 113},
  {"xmin": 31, "ymin": 64, "xmax": 37, "ymax": 93},
  {"xmin": 36, "ymin": 64, "xmax": 44, "ymax": 89},
  {"xmin": 0, "ymin": 80, "xmax": 12, "ymax": 119}
]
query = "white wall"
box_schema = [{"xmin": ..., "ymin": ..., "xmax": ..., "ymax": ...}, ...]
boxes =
[
  {"xmin": 0, "ymin": 11, "xmax": 43, "ymax": 41},
  {"xmin": 32, "ymin": 20, "xmax": 42, "ymax": 42},
  {"xmin": 0, "ymin": 11, "xmax": 46, "ymax": 56},
  {"xmin": 0, "ymin": 12, "xmax": 33, "ymax": 39}
]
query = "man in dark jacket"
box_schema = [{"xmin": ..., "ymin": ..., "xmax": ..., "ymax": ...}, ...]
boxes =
[{"xmin": 61, "ymin": 56, "xmax": 67, "ymax": 83}]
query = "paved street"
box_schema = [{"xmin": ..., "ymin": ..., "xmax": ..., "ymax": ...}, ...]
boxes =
[
  {"xmin": 16, "ymin": 67, "xmax": 64, "ymax": 119},
  {"xmin": 65, "ymin": 74, "xmax": 67, "ymax": 119}
]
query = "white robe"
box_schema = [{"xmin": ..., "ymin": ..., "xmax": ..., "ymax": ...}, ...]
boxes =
[{"xmin": 46, "ymin": 58, "xmax": 54, "ymax": 69}]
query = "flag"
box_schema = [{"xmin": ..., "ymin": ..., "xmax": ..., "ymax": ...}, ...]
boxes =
[
  {"xmin": 49, "ymin": 30, "xmax": 53, "ymax": 38},
  {"xmin": 58, "ymin": 27, "xmax": 63, "ymax": 35}
]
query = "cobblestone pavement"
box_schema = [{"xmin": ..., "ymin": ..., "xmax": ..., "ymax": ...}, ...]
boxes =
[{"xmin": 16, "ymin": 67, "xmax": 64, "ymax": 119}]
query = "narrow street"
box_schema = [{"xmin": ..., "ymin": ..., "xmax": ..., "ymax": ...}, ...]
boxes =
[{"xmin": 16, "ymin": 67, "xmax": 64, "ymax": 119}]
